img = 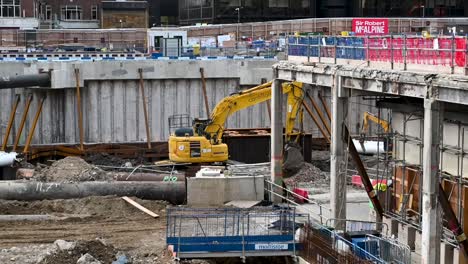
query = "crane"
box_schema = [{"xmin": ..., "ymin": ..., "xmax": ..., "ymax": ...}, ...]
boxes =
[{"xmin": 168, "ymin": 81, "xmax": 305, "ymax": 163}]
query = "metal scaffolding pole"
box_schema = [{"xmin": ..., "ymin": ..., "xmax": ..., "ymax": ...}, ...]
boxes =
[{"xmin": 421, "ymin": 99, "xmax": 442, "ymax": 264}]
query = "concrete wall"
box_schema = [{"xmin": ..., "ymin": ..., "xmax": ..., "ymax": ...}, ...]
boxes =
[
  {"xmin": 0, "ymin": 78, "xmax": 272, "ymax": 144},
  {"xmin": 187, "ymin": 176, "xmax": 264, "ymax": 206},
  {"xmin": 0, "ymin": 59, "xmax": 379, "ymax": 147}
]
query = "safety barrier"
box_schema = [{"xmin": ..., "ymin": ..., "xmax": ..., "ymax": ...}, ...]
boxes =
[
  {"xmin": 0, "ymin": 54, "xmax": 277, "ymax": 62},
  {"xmin": 363, "ymin": 234, "xmax": 411, "ymax": 264},
  {"xmin": 166, "ymin": 207, "xmax": 304, "ymax": 260},
  {"xmin": 288, "ymin": 35, "xmax": 468, "ymax": 74},
  {"xmin": 299, "ymin": 222, "xmax": 385, "ymax": 264},
  {"xmin": 325, "ymin": 218, "xmax": 389, "ymax": 237}
]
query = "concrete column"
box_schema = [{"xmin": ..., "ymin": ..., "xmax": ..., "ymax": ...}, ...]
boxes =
[
  {"xmin": 330, "ymin": 75, "xmax": 347, "ymax": 228},
  {"xmin": 270, "ymin": 78, "xmax": 283, "ymax": 203},
  {"xmin": 421, "ymin": 99, "xmax": 442, "ymax": 264}
]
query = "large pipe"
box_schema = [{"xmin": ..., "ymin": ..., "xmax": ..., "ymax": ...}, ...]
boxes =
[
  {"xmin": 114, "ymin": 173, "xmax": 185, "ymax": 182},
  {"xmin": 0, "ymin": 181, "xmax": 185, "ymax": 204},
  {"xmin": 352, "ymin": 139, "xmax": 385, "ymax": 154},
  {"xmin": 0, "ymin": 151, "xmax": 18, "ymax": 167},
  {"xmin": 0, "ymin": 73, "xmax": 50, "ymax": 89}
]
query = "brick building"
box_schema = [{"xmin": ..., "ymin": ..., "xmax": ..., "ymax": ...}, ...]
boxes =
[
  {"xmin": 0, "ymin": 0, "xmax": 39, "ymax": 29},
  {"xmin": 35, "ymin": 0, "xmax": 148, "ymax": 29},
  {"xmin": 101, "ymin": 0, "xmax": 148, "ymax": 29},
  {"xmin": 37, "ymin": 0, "xmax": 101, "ymax": 28}
]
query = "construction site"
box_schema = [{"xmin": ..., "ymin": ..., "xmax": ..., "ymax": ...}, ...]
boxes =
[{"xmin": 1, "ymin": 16, "xmax": 468, "ymax": 264}]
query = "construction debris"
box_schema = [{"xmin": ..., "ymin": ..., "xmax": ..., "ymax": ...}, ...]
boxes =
[
  {"xmin": 122, "ymin": 196, "xmax": 159, "ymax": 218},
  {"xmin": 284, "ymin": 162, "xmax": 329, "ymax": 186},
  {"xmin": 32, "ymin": 156, "xmax": 110, "ymax": 182},
  {"xmin": 38, "ymin": 240, "xmax": 117, "ymax": 264}
]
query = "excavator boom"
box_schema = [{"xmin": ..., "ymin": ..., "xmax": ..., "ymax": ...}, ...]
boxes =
[
  {"xmin": 362, "ymin": 112, "xmax": 390, "ymax": 134},
  {"xmin": 169, "ymin": 81, "xmax": 305, "ymax": 163}
]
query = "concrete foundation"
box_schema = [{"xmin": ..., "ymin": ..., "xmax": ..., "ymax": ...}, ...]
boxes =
[
  {"xmin": 397, "ymin": 223, "xmax": 416, "ymax": 251},
  {"xmin": 382, "ymin": 216, "xmax": 399, "ymax": 238},
  {"xmin": 187, "ymin": 176, "xmax": 264, "ymax": 206}
]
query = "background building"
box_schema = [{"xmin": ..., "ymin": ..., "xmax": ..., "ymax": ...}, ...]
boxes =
[
  {"xmin": 148, "ymin": 0, "xmax": 178, "ymax": 27},
  {"xmin": 37, "ymin": 0, "xmax": 101, "ymax": 28},
  {"xmin": 101, "ymin": 0, "xmax": 148, "ymax": 29},
  {"xmin": 0, "ymin": 0, "xmax": 39, "ymax": 29},
  {"xmin": 178, "ymin": 0, "xmax": 317, "ymax": 26},
  {"xmin": 178, "ymin": 0, "xmax": 468, "ymax": 26}
]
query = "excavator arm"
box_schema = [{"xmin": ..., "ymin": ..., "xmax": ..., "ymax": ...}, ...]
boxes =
[
  {"xmin": 203, "ymin": 81, "xmax": 304, "ymax": 143},
  {"xmin": 362, "ymin": 112, "xmax": 390, "ymax": 134},
  {"xmin": 168, "ymin": 81, "xmax": 305, "ymax": 163}
]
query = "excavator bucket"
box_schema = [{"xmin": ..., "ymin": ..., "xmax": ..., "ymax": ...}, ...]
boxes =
[{"xmin": 283, "ymin": 142, "xmax": 304, "ymax": 177}]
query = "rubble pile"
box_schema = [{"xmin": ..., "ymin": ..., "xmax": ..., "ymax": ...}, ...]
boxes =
[
  {"xmin": 33, "ymin": 156, "xmax": 110, "ymax": 182},
  {"xmin": 37, "ymin": 239, "xmax": 117, "ymax": 264},
  {"xmin": 284, "ymin": 162, "xmax": 329, "ymax": 186}
]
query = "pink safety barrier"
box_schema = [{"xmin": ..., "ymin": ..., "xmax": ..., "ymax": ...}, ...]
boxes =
[
  {"xmin": 351, "ymin": 175, "xmax": 364, "ymax": 187},
  {"xmin": 364, "ymin": 36, "xmax": 468, "ymax": 68},
  {"xmin": 292, "ymin": 188, "xmax": 309, "ymax": 204}
]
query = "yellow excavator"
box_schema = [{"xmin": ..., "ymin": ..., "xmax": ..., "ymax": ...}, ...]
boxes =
[
  {"xmin": 361, "ymin": 112, "xmax": 390, "ymax": 134},
  {"xmin": 168, "ymin": 81, "xmax": 305, "ymax": 164}
]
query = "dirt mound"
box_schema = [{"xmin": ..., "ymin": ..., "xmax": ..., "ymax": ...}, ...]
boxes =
[
  {"xmin": 33, "ymin": 156, "xmax": 110, "ymax": 182},
  {"xmin": 38, "ymin": 240, "xmax": 117, "ymax": 264},
  {"xmin": 284, "ymin": 162, "xmax": 329, "ymax": 186},
  {"xmin": 85, "ymin": 153, "xmax": 129, "ymax": 167},
  {"xmin": 0, "ymin": 196, "xmax": 168, "ymax": 217}
]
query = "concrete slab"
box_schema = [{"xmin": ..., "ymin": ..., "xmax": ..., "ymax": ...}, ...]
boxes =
[
  {"xmin": 187, "ymin": 176, "xmax": 264, "ymax": 206},
  {"xmin": 225, "ymin": 200, "xmax": 262, "ymax": 208}
]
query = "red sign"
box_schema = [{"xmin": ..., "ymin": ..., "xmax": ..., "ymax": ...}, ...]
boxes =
[{"xmin": 352, "ymin": 18, "xmax": 389, "ymax": 35}]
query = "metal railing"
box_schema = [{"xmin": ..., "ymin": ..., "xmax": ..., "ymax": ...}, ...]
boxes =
[
  {"xmin": 363, "ymin": 234, "xmax": 412, "ymax": 264},
  {"xmin": 325, "ymin": 218, "xmax": 389, "ymax": 237},
  {"xmin": 288, "ymin": 34, "xmax": 468, "ymax": 74},
  {"xmin": 264, "ymin": 179, "xmax": 331, "ymax": 225},
  {"xmin": 299, "ymin": 222, "xmax": 385, "ymax": 264},
  {"xmin": 152, "ymin": 46, "xmax": 278, "ymax": 58}
]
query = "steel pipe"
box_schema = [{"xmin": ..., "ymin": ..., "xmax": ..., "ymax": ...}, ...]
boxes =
[
  {"xmin": 0, "ymin": 73, "xmax": 50, "ymax": 89},
  {"xmin": 0, "ymin": 151, "xmax": 18, "ymax": 167},
  {"xmin": 114, "ymin": 173, "xmax": 185, "ymax": 182},
  {"xmin": 0, "ymin": 181, "xmax": 186, "ymax": 204}
]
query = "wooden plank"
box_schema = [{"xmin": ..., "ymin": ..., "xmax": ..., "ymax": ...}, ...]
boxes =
[{"xmin": 122, "ymin": 196, "xmax": 159, "ymax": 218}]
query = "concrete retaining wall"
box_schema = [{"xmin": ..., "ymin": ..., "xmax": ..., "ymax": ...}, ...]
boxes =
[{"xmin": 0, "ymin": 59, "xmax": 379, "ymax": 146}]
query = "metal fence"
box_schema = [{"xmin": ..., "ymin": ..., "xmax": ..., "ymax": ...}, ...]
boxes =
[
  {"xmin": 299, "ymin": 222, "xmax": 385, "ymax": 264},
  {"xmin": 166, "ymin": 207, "xmax": 305, "ymax": 259},
  {"xmin": 0, "ymin": 29, "xmax": 147, "ymax": 52},
  {"xmin": 363, "ymin": 234, "xmax": 411, "ymax": 264},
  {"xmin": 288, "ymin": 35, "xmax": 468, "ymax": 74},
  {"xmin": 152, "ymin": 46, "xmax": 278, "ymax": 58},
  {"xmin": 325, "ymin": 218, "xmax": 389, "ymax": 237}
]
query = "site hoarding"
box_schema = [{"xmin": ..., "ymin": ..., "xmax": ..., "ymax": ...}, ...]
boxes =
[{"xmin": 352, "ymin": 18, "xmax": 389, "ymax": 35}]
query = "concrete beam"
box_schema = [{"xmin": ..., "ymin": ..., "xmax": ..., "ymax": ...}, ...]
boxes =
[
  {"xmin": 275, "ymin": 62, "xmax": 468, "ymax": 106},
  {"xmin": 270, "ymin": 78, "xmax": 283, "ymax": 203},
  {"xmin": 421, "ymin": 98, "xmax": 442, "ymax": 264},
  {"xmin": 0, "ymin": 60, "xmax": 276, "ymax": 89},
  {"xmin": 330, "ymin": 75, "xmax": 347, "ymax": 228}
]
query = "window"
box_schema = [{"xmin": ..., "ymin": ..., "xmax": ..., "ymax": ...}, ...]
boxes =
[
  {"xmin": 46, "ymin": 5, "xmax": 51, "ymax": 20},
  {"xmin": 91, "ymin": 5, "xmax": 97, "ymax": 20},
  {"xmin": 0, "ymin": 0, "xmax": 20, "ymax": 17},
  {"xmin": 61, "ymin": 6, "xmax": 82, "ymax": 20}
]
